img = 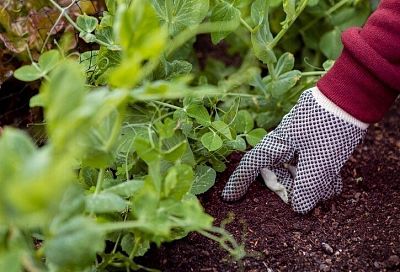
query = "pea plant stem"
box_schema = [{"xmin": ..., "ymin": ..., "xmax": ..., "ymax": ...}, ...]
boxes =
[
  {"xmin": 41, "ymin": 12, "xmax": 64, "ymax": 53},
  {"xmin": 153, "ymin": 101, "xmax": 182, "ymax": 111},
  {"xmin": 48, "ymin": 0, "xmax": 112, "ymax": 48},
  {"xmin": 99, "ymin": 221, "xmax": 143, "ymax": 232},
  {"xmin": 301, "ymin": 71, "xmax": 326, "ymax": 77},
  {"xmin": 22, "ymin": 255, "xmax": 41, "ymax": 272},
  {"xmin": 267, "ymin": 62, "xmax": 277, "ymax": 79},
  {"xmin": 166, "ymin": 20, "xmax": 239, "ymax": 57},
  {"xmin": 128, "ymin": 237, "xmax": 141, "ymax": 259},
  {"xmin": 198, "ymin": 227, "xmax": 245, "ymax": 260},
  {"xmin": 223, "ymin": 92, "xmax": 263, "ymax": 98},
  {"xmin": 94, "ymin": 168, "xmax": 105, "ymax": 195},
  {"xmin": 299, "ymin": 0, "xmax": 351, "ymax": 34},
  {"xmin": 41, "ymin": 0, "xmax": 77, "ymax": 53},
  {"xmin": 269, "ymin": 0, "xmax": 309, "ymax": 49},
  {"xmin": 26, "ymin": 46, "xmax": 39, "ymax": 69},
  {"xmin": 240, "ymin": 18, "xmax": 253, "ymax": 32},
  {"xmin": 105, "ymin": 113, "xmax": 122, "ymax": 151}
]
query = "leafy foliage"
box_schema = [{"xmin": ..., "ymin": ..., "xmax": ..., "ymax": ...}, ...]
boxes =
[{"xmin": 2, "ymin": 0, "xmax": 372, "ymax": 270}]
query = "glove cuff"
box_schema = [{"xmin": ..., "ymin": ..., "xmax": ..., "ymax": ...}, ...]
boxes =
[{"xmin": 311, "ymin": 87, "xmax": 369, "ymax": 130}]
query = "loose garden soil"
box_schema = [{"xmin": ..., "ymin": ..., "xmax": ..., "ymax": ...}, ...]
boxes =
[{"xmin": 138, "ymin": 99, "xmax": 400, "ymax": 272}]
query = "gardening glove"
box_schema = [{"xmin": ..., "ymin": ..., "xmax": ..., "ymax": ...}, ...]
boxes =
[{"xmin": 221, "ymin": 87, "xmax": 369, "ymax": 214}]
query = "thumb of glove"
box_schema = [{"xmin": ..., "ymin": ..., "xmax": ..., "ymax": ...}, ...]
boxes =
[{"xmin": 222, "ymin": 134, "xmax": 295, "ymax": 201}]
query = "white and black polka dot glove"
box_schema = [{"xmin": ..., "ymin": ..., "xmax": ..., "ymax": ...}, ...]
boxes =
[{"xmin": 222, "ymin": 87, "xmax": 369, "ymax": 214}]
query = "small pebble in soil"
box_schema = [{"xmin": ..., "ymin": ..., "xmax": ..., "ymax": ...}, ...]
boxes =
[
  {"xmin": 321, "ymin": 242, "xmax": 334, "ymax": 255},
  {"xmin": 374, "ymin": 261, "xmax": 385, "ymax": 269},
  {"xmin": 387, "ymin": 255, "xmax": 400, "ymax": 267},
  {"xmin": 319, "ymin": 263, "xmax": 330, "ymax": 272}
]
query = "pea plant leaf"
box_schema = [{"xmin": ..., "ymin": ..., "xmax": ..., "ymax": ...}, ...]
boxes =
[
  {"xmin": 79, "ymin": 110, "xmax": 122, "ymax": 168},
  {"xmin": 264, "ymin": 70, "xmax": 301, "ymax": 98},
  {"xmin": 190, "ymin": 165, "xmax": 216, "ymax": 195},
  {"xmin": 260, "ymin": 52, "xmax": 301, "ymax": 98},
  {"xmin": 41, "ymin": 66, "xmax": 127, "ymax": 152},
  {"xmin": 323, "ymin": 59, "xmax": 335, "ymax": 71},
  {"xmin": 38, "ymin": 50, "xmax": 61, "ymax": 73},
  {"xmin": 105, "ymin": 0, "xmax": 117, "ymax": 14},
  {"xmin": 222, "ymin": 97, "xmax": 240, "ymax": 125},
  {"xmin": 251, "ymin": 0, "xmax": 268, "ymax": 27},
  {"xmin": 210, "ymin": 0, "xmax": 241, "ymax": 44},
  {"xmin": 233, "ymin": 110, "xmax": 254, "ymax": 134},
  {"xmin": 201, "ymin": 132, "xmax": 223, "ymax": 151},
  {"xmin": 45, "ymin": 217, "xmax": 105, "ymax": 270},
  {"xmin": 130, "ymin": 80, "xmax": 217, "ymax": 101},
  {"xmin": 77, "ymin": 14, "xmax": 99, "ymax": 43},
  {"xmin": 250, "ymin": 0, "xmax": 276, "ymax": 64},
  {"xmin": 151, "ymin": 0, "xmax": 209, "ymax": 36},
  {"xmin": 13, "ymin": 66, "xmax": 43, "ymax": 82},
  {"xmin": 256, "ymin": 112, "xmax": 281, "ymax": 130},
  {"xmin": 163, "ymin": 196, "xmax": 214, "ymax": 231},
  {"xmin": 133, "ymin": 137, "xmax": 159, "ymax": 164},
  {"xmin": 79, "ymin": 32, "xmax": 96, "ymax": 43},
  {"xmin": 14, "ymin": 50, "xmax": 61, "ymax": 82},
  {"xmin": 164, "ymin": 164, "xmax": 193, "ymax": 200},
  {"xmin": 330, "ymin": 4, "xmax": 370, "ymax": 30},
  {"xmin": 0, "ymin": 128, "xmax": 37, "ymax": 200},
  {"xmin": 41, "ymin": 60, "xmax": 85, "ymax": 117},
  {"xmin": 308, "ymin": 0, "xmax": 319, "ymax": 6},
  {"xmin": 210, "ymin": 157, "xmax": 226, "ymax": 172},
  {"xmin": 95, "ymin": 27, "xmax": 119, "ymax": 50},
  {"xmin": 121, "ymin": 233, "xmax": 150, "ymax": 257},
  {"xmin": 110, "ymin": 0, "xmax": 167, "ymax": 88},
  {"xmin": 85, "ymin": 192, "xmax": 127, "ymax": 213},
  {"xmin": 282, "ymin": 0, "xmax": 296, "ymax": 26},
  {"xmin": 77, "ymin": 14, "xmax": 98, "ymax": 33},
  {"xmin": 104, "ymin": 180, "xmax": 144, "ymax": 198},
  {"xmin": 156, "ymin": 58, "xmax": 193, "ymax": 80},
  {"xmin": 246, "ymin": 128, "xmax": 267, "ymax": 146},
  {"xmin": 0, "ymin": 250, "xmax": 22, "ymax": 272},
  {"xmin": 211, "ymin": 120, "xmax": 233, "ymax": 140},
  {"xmin": 226, "ymin": 136, "xmax": 247, "ymax": 151},
  {"xmin": 163, "ymin": 132, "xmax": 196, "ymax": 166},
  {"xmin": 274, "ymin": 52, "xmax": 295, "ymax": 76},
  {"xmin": 319, "ymin": 28, "xmax": 343, "ymax": 59},
  {"xmin": 186, "ymin": 103, "xmax": 211, "ymax": 127},
  {"xmin": 162, "ymin": 141, "xmax": 188, "ymax": 162}
]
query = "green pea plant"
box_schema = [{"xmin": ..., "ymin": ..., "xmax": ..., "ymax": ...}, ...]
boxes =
[{"xmin": 2, "ymin": 0, "xmax": 371, "ymax": 271}]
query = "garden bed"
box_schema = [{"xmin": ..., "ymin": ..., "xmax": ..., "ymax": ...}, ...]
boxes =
[{"xmin": 139, "ymin": 99, "xmax": 400, "ymax": 271}]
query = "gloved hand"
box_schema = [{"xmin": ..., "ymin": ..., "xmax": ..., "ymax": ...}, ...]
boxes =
[{"xmin": 222, "ymin": 87, "xmax": 368, "ymax": 213}]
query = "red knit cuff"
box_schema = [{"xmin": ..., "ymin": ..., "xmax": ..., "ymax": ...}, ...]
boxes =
[
  {"xmin": 317, "ymin": 0, "xmax": 400, "ymax": 123},
  {"xmin": 317, "ymin": 39, "xmax": 398, "ymax": 123}
]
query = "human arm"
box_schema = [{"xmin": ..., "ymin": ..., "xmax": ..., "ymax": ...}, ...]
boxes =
[{"xmin": 221, "ymin": 0, "xmax": 400, "ymax": 213}]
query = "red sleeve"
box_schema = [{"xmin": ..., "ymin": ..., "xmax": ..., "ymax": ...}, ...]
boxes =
[{"xmin": 317, "ymin": 0, "xmax": 400, "ymax": 123}]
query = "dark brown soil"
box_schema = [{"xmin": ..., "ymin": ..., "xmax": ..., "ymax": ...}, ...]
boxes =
[
  {"xmin": 0, "ymin": 78, "xmax": 42, "ymax": 128},
  {"xmin": 138, "ymin": 99, "xmax": 400, "ymax": 272},
  {"xmin": 194, "ymin": 34, "xmax": 242, "ymax": 69}
]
